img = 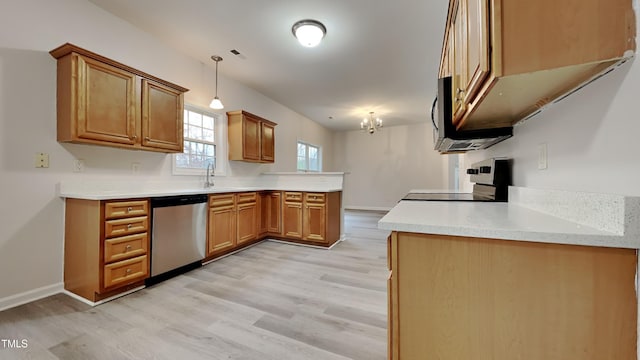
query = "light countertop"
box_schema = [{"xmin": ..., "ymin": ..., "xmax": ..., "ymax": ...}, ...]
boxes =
[
  {"xmin": 60, "ymin": 185, "xmax": 343, "ymax": 200},
  {"xmin": 379, "ymin": 187, "xmax": 640, "ymax": 249}
]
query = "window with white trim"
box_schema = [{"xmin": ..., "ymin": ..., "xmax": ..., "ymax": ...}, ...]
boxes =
[
  {"xmin": 173, "ymin": 106, "xmax": 225, "ymax": 175},
  {"xmin": 297, "ymin": 141, "xmax": 321, "ymax": 172}
]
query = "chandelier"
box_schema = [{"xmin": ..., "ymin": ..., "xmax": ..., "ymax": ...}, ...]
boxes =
[{"xmin": 360, "ymin": 112, "xmax": 383, "ymax": 134}]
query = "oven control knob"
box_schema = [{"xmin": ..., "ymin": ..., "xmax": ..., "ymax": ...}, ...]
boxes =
[
  {"xmin": 479, "ymin": 166, "xmax": 492, "ymax": 174},
  {"xmin": 467, "ymin": 168, "xmax": 479, "ymax": 175}
]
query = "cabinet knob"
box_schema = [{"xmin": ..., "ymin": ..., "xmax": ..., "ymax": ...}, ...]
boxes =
[
  {"xmin": 125, "ymin": 245, "xmax": 132, "ymax": 251},
  {"xmin": 127, "ymin": 207, "xmax": 133, "ymax": 212},
  {"xmin": 144, "ymin": 137, "xmax": 150, "ymax": 141},
  {"xmin": 127, "ymin": 224, "xmax": 132, "ymax": 229},
  {"xmin": 126, "ymin": 268, "xmax": 132, "ymax": 275}
]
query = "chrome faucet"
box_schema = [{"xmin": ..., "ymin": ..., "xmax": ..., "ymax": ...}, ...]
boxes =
[{"xmin": 205, "ymin": 160, "xmax": 215, "ymax": 188}]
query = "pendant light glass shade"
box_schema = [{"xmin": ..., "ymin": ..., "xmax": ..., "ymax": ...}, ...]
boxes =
[
  {"xmin": 209, "ymin": 55, "xmax": 224, "ymax": 109},
  {"xmin": 209, "ymin": 97, "xmax": 224, "ymax": 109},
  {"xmin": 292, "ymin": 19, "xmax": 326, "ymax": 47}
]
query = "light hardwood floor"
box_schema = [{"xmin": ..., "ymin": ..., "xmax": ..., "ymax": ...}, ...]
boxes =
[{"xmin": 0, "ymin": 210, "xmax": 390, "ymax": 360}]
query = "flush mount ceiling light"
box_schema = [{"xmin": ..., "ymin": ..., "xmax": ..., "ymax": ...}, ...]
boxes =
[
  {"xmin": 292, "ymin": 19, "xmax": 326, "ymax": 47},
  {"xmin": 360, "ymin": 112, "xmax": 383, "ymax": 134},
  {"xmin": 209, "ymin": 55, "xmax": 224, "ymax": 110}
]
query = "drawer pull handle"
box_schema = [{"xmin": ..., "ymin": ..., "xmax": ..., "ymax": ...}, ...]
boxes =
[
  {"xmin": 126, "ymin": 268, "xmax": 132, "ymax": 275},
  {"xmin": 125, "ymin": 245, "xmax": 132, "ymax": 251},
  {"xmin": 127, "ymin": 224, "xmax": 132, "ymax": 229},
  {"xmin": 127, "ymin": 207, "xmax": 133, "ymax": 212}
]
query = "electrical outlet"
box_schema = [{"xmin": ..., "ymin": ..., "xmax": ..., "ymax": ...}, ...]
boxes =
[
  {"xmin": 73, "ymin": 159, "xmax": 85, "ymax": 173},
  {"xmin": 35, "ymin": 153, "xmax": 49, "ymax": 168},
  {"xmin": 132, "ymin": 162, "xmax": 140, "ymax": 174},
  {"xmin": 538, "ymin": 143, "xmax": 548, "ymax": 170}
]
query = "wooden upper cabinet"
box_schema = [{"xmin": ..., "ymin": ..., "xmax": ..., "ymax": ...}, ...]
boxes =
[
  {"xmin": 74, "ymin": 56, "xmax": 137, "ymax": 145},
  {"xmin": 141, "ymin": 79, "xmax": 184, "ymax": 152},
  {"xmin": 242, "ymin": 114, "xmax": 261, "ymax": 161},
  {"xmin": 50, "ymin": 43, "xmax": 188, "ymax": 153},
  {"xmin": 227, "ymin": 110, "xmax": 277, "ymax": 163},
  {"xmin": 440, "ymin": 0, "xmax": 636, "ymax": 131},
  {"xmin": 260, "ymin": 122, "xmax": 275, "ymax": 162}
]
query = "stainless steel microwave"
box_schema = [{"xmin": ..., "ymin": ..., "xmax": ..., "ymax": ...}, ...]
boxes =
[{"xmin": 433, "ymin": 76, "xmax": 512, "ymax": 152}]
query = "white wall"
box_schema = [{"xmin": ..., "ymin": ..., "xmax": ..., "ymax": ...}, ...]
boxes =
[
  {"xmin": 464, "ymin": 57, "xmax": 640, "ymax": 196},
  {"xmin": 0, "ymin": 0, "xmax": 334, "ymax": 303},
  {"xmin": 333, "ymin": 123, "xmax": 449, "ymax": 210}
]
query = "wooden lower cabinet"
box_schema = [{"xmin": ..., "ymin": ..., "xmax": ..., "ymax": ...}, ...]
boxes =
[
  {"xmin": 283, "ymin": 199, "xmax": 303, "ymax": 239},
  {"xmin": 282, "ymin": 191, "xmax": 341, "ymax": 246},
  {"xmin": 207, "ymin": 194, "xmax": 237, "ymax": 256},
  {"xmin": 387, "ymin": 231, "xmax": 637, "ymax": 360},
  {"xmin": 237, "ymin": 193, "xmax": 258, "ymax": 245},
  {"xmin": 64, "ymin": 198, "xmax": 150, "ymax": 302}
]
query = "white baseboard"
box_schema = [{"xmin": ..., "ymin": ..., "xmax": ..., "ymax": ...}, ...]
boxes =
[
  {"xmin": 344, "ymin": 205, "xmax": 392, "ymax": 212},
  {"xmin": 0, "ymin": 283, "xmax": 64, "ymax": 312},
  {"xmin": 63, "ymin": 286, "xmax": 145, "ymax": 307}
]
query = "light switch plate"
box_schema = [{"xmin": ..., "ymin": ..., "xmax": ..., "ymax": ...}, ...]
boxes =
[
  {"xmin": 35, "ymin": 153, "xmax": 49, "ymax": 168},
  {"xmin": 538, "ymin": 143, "xmax": 548, "ymax": 170}
]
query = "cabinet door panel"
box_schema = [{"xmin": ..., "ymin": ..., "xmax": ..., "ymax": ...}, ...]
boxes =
[
  {"xmin": 283, "ymin": 201, "xmax": 302, "ymax": 239},
  {"xmin": 303, "ymin": 203, "xmax": 326, "ymax": 243},
  {"xmin": 268, "ymin": 192, "xmax": 282, "ymax": 235},
  {"xmin": 208, "ymin": 205, "xmax": 236, "ymax": 255},
  {"xmin": 258, "ymin": 193, "xmax": 269, "ymax": 236},
  {"xmin": 141, "ymin": 79, "xmax": 183, "ymax": 152},
  {"xmin": 261, "ymin": 122, "xmax": 275, "ymax": 162},
  {"xmin": 237, "ymin": 202, "xmax": 257, "ymax": 245},
  {"xmin": 463, "ymin": 0, "xmax": 490, "ymax": 105},
  {"xmin": 77, "ymin": 56, "xmax": 137, "ymax": 144},
  {"xmin": 242, "ymin": 115, "xmax": 261, "ymax": 160}
]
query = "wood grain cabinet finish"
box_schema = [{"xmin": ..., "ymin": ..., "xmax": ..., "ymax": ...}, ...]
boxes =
[
  {"xmin": 439, "ymin": 0, "xmax": 636, "ymax": 131},
  {"xmin": 50, "ymin": 43, "xmax": 187, "ymax": 153},
  {"xmin": 64, "ymin": 198, "xmax": 150, "ymax": 302},
  {"xmin": 387, "ymin": 231, "xmax": 637, "ymax": 359},
  {"xmin": 237, "ymin": 193, "xmax": 258, "ymax": 246},
  {"xmin": 283, "ymin": 194, "xmax": 303, "ymax": 239},
  {"xmin": 283, "ymin": 191, "xmax": 341, "ymax": 246},
  {"xmin": 227, "ymin": 110, "xmax": 277, "ymax": 163},
  {"xmin": 258, "ymin": 191, "xmax": 282, "ymax": 237},
  {"xmin": 207, "ymin": 194, "xmax": 237, "ymax": 256}
]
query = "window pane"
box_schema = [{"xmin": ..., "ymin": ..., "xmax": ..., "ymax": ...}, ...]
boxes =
[
  {"xmin": 204, "ymin": 144, "xmax": 215, "ymax": 157},
  {"xmin": 202, "ymin": 128, "xmax": 214, "ymax": 142},
  {"xmin": 309, "ymin": 146, "xmax": 318, "ymax": 160},
  {"xmin": 203, "ymin": 115, "xmax": 214, "ymax": 130},
  {"xmin": 189, "ymin": 125, "xmax": 202, "ymax": 140},
  {"xmin": 297, "ymin": 157, "xmax": 306, "ymax": 170},
  {"xmin": 297, "ymin": 143, "xmax": 306, "ymax": 158},
  {"xmin": 188, "ymin": 111, "xmax": 202, "ymax": 126},
  {"xmin": 175, "ymin": 153, "xmax": 189, "ymax": 168}
]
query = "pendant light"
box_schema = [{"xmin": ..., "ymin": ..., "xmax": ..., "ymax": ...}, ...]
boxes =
[{"xmin": 209, "ymin": 55, "xmax": 224, "ymax": 109}]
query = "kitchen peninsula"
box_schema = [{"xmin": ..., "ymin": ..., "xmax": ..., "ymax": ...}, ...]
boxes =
[{"xmin": 379, "ymin": 186, "xmax": 639, "ymax": 360}]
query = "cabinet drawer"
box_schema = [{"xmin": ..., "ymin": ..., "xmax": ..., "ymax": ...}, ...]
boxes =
[
  {"xmin": 105, "ymin": 200, "xmax": 148, "ymax": 219},
  {"xmin": 210, "ymin": 194, "xmax": 236, "ymax": 208},
  {"xmin": 237, "ymin": 192, "xmax": 257, "ymax": 204},
  {"xmin": 103, "ymin": 255, "xmax": 148, "ymax": 288},
  {"xmin": 284, "ymin": 192, "xmax": 303, "ymax": 202},
  {"xmin": 104, "ymin": 232, "xmax": 148, "ymax": 263},
  {"xmin": 305, "ymin": 193, "xmax": 326, "ymax": 203},
  {"xmin": 104, "ymin": 216, "xmax": 148, "ymax": 238}
]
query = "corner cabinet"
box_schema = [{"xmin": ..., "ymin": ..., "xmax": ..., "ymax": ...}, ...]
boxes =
[
  {"xmin": 387, "ymin": 232, "xmax": 637, "ymax": 359},
  {"xmin": 64, "ymin": 198, "xmax": 150, "ymax": 302},
  {"xmin": 439, "ymin": 0, "xmax": 636, "ymax": 131},
  {"xmin": 50, "ymin": 43, "xmax": 187, "ymax": 153},
  {"xmin": 227, "ymin": 110, "xmax": 277, "ymax": 163}
]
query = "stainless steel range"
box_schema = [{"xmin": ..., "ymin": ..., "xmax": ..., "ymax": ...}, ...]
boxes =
[{"xmin": 402, "ymin": 158, "xmax": 511, "ymax": 202}]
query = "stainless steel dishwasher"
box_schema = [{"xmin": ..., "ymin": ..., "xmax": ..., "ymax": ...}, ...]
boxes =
[{"xmin": 147, "ymin": 194, "xmax": 208, "ymax": 286}]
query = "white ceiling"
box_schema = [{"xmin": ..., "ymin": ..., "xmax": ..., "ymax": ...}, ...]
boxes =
[{"xmin": 87, "ymin": 0, "xmax": 449, "ymax": 131}]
